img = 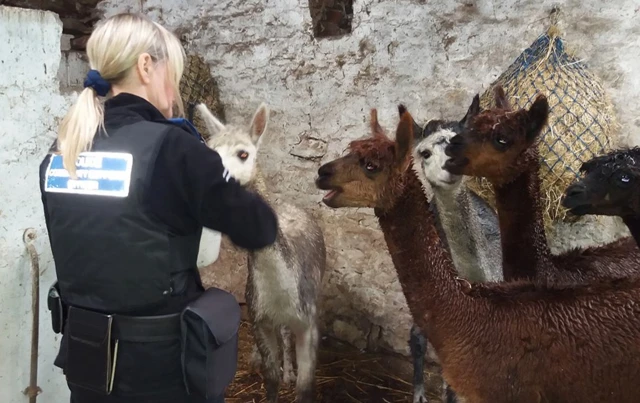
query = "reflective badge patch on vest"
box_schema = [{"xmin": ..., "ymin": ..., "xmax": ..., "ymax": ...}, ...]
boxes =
[{"xmin": 44, "ymin": 152, "xmax": 133, "ymax": 197}]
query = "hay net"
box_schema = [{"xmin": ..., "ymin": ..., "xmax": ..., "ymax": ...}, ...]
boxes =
[
  {"xmin": 469, "ymin": 19, "xmax": 619, "ymax": 227},
  {"xmin": 178, "ymin": 53, "xmax": 225, "ymax": 141}
]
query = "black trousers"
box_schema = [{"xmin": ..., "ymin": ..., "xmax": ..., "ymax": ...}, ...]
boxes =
[
  {"xmin": 59, "ymin": 334, "xmax": 227, "ymax": 403},
  {"xmin": 68, "ymin": 384, "xmax": 226, "ymax": 403}
]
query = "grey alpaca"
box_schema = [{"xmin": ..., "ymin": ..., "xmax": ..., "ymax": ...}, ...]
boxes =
[
  {"xmin": 409, "ymin": 117, "xmax": 503, "ymax": 403},
  {"xmin": 196, "ymin": 103, "xmax": 327, "ymax": 403}
]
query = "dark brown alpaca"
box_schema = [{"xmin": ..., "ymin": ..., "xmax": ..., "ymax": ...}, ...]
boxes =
[
  {"xmin": 562, "ymin": 147, "xmax": 640, "ymax": 247},
  {"xmin": 319, "ymin": 108, "xmax": 456, "ymax": 403},
  {"xmin": 316, "ymin": 107, "xmax": 640, "ymax": 402},
  {"xmin": 444, "ymin": 85, "xmax": 640, "ymax": 284}
]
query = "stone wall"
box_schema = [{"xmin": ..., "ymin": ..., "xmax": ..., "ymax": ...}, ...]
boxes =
[
  {"xmin": 95, "ymin": 0, "xmax": 640, "ymax": 354},
  {"xmin": 0, "ymin": 6, "xmax": 76, "ymax": 402}
]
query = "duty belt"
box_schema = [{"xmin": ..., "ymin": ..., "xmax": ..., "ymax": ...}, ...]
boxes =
[{"xmin": 111, "ymin": 312, "xmax": 182, "ymax": 342}]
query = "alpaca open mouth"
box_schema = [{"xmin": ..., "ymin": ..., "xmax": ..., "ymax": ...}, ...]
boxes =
[
  {"xmin": 443, "ymin": 157, "xmax": 468, "ymax": 175},
  {"xmin": 561, "ymin": 193, "xmax": 593, "ymax": 215},
  {"xmin": 322, "ymin": 189, "xmax": 342, "ymax": 202},
  {"xmin": 566, "ymin": 204, "xmax": 593, "ymax": 216},
  {"xmin": 315, "ymin": 175, "xmax": 343, "ymax": 203}
]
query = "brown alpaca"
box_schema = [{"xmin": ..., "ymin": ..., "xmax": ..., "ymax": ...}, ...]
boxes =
[
  {"xmin": 444, "ymin": 85, "xmax": 640, "ymax": 284},
  {"xmin": 316, "ymin": 107, "xmax": 640, "ymax": 402},
  {"xmin": 562, "ymin": 147, "xmax": 640, "ymax": 247}
]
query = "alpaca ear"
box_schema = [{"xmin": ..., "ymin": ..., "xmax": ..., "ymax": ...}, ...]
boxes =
[
  {"xmin": 494, "ymin": 85, "xmax": 512, "ymax": 110},
  {"xmin": 398, "ymin": 104, "xmax": 424, "ymax": 141},
  {"xmin": 370, "ymin": 108, "xmax": 387, "ymax": 138},
  {"xmin": 525, "ymin": 93, "xmax": 549, "ymax": 142},
  {"xmin": 249, "ymin": 103, "xmax": 269, "ymax": 146},
  {"xmin": 196, "ymin": 103, "xmax": 226, "ymax": 137},
  {"xmin": 460, "ymin": 94, "xmax": 480, "ymax": 128},
  {"xmin": 394, "ymin": 105, "xmax": 415, "ymax": 172}
]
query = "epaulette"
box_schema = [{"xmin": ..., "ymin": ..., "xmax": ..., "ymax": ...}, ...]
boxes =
[{"xmin": 167, "ymin": 117, "xmax": 205, "ymax": 144}]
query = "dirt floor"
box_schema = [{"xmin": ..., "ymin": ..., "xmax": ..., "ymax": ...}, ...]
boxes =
[{"xmin": 225, "ymin": 318, "xmax": 444, "ymax": 403}]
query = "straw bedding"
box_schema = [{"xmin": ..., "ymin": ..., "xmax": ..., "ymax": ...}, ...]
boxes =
[
  {"xmin": 226, "ymin": 317, "xmax": 444, "ymax": 402},
  {"xmin": 468, "ymin": 23, "xmax": 619, "ymax": 229}
]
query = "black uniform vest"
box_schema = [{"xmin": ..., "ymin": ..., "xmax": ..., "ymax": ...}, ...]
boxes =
[{"xmin": 42, "ymin": 121, "xmax": 200, "ymax": 314}]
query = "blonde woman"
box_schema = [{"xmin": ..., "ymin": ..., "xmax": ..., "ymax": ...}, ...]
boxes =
[{"xmin": 39, "ymin": 13, "xmax": 278, "ymax": 403}]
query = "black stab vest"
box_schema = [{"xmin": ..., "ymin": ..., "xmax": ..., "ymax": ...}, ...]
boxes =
[{"xmin": 42, "ymin": 121, "xmax": 200, "ymax": 314}]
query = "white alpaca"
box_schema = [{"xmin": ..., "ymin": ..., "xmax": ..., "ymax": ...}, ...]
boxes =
[
  {"xmin": 408, "ymin": 115, "xmax": 503, "ymax": 403},
  {"xmin": 196, "ymin": 103, "xmax": 326, "ymax": 403},
  {"xmin": 413, "ymin": 118, "xmax": 503, "ymax": 283}
]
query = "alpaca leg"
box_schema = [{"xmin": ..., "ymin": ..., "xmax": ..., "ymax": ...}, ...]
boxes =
[
  {"xmin": 293, "ymin": 324, "xmax": 319, "ymax": 403},
  {"xmin": 249, "ymin": 343, "xmax": 262, "ymax": 372},
  {"xmin": 280, "ymin": 326, "xmax": 296, "ymax": 386},
  {"xmin": 409, "ymin": 323, "xmax": 428, "ymax": 403},
  {"xmin": 442, "ymin": 383, "xmax": 459, "ymax": 403},
  {"xmin": 254, "ymin": 322, "xmax": 282, "ymax": 403}
]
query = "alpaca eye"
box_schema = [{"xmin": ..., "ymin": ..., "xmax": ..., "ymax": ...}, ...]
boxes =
[
  {"xmin": 420, "ymin": 150, "xmax": 432, "ymax": 160},
  {"xmin": 237, "ymin": 151, "xmax": 249, "ymax": 161},
  {"xmin": 365, "ymin": 162, "xmax": 378, "ymax": 172},
  {"xmin": 620, "ymin": 174, "xmax": 631, "ymax": 183},
  {"xmin": 496, "ymin": 137, "xmax": 507, "ymax": 145}
]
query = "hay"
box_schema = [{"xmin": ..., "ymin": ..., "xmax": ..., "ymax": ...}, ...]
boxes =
[
  {"xmin": 227, "ymin": 320, "xmax": 443, "ymax": 402},
  {"xmin": 467, "ymin": 18, "xmax": 620, "ymax": 229},
  {"xmin": 178, "ymin": 53, "xmax": 225, "ymax": 140}
]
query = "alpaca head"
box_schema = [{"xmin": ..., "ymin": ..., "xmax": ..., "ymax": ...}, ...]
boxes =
[
  {"xmin": 315, "ymin": 106, "xmax": 417, "ymax": 210},
  {"xmin": 443, "ymin": 85, "xmax": 549, "ymax": 184},
  {"xmin": 412, "ymin": 104, "xmax": 477, "ymax": 190},
  {"xmin": 196, "ymin": 103, "xmax": 269, "ymax": 185},
  {"xmin": 562, "ymin": 147, "xmax": 640, "ymax": 217}
]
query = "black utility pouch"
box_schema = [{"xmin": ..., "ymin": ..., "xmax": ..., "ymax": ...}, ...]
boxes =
[
  {"xmin": 180, "ymin": 287, "xmax": 241, "ymax": 398},
  {"xmin": 65, "ymin": 306, "xmax": 119, "ymax": 395},
  {"xmin": 47, "ymin": 281, "xmax": 65, "ymax": 334}
]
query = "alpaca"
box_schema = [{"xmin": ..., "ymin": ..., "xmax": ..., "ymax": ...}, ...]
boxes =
[
  {"xmin": 196, "ymin": 103, "xmax": 326, "ymax": 403},
  {"xmin": 443, "ymin": 86, "xmax": 640, "ymax": 284},
  {"xmin": 562, "ymin": 147, "xmax": 640, "ymax": 247},
  {"xmin": 316, "ymin": 106, "xmax": 502, "ymax": 403},
  {"xmin": 413, "ymin": 117, "xmax": 503, "ymax": 283},
  {"xmin": 410, "ymin": 113, "xmax": 503, "ymax": 403},
  {"xmin": 315, "ymin": 106, "xmax": 640, "ymax": 402}
]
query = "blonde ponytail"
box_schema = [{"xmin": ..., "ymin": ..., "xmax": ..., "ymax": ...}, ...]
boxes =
[
  {"xmin": 55, "ymin": 13, "xmax": 186, "ymax": 179},
  {"xmin": 57, "ymin": 87, "xmax": 105, "ymax": 178}
]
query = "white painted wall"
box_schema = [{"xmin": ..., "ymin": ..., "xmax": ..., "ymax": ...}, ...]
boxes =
[{"xmin": 0, "ymin": 6, "xmax": 71, "ymax": 403}]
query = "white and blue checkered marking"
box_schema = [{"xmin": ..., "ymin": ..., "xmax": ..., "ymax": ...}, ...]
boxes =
[{"xmin": 44, "ymin": 152, "xmax": 133, "ymax": 197}]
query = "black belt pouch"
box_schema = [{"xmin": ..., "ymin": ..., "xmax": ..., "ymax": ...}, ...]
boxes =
[
  {"xmin": 65, "ymin": 306, "xmax": 118, "ymax": 395},
  {"xmin": 180, "ymin": 287, "xmax": 241, "ymax": 398},
  {"xmin": 47, "ymin": 281, "xmax": 66, "ymax": 334}
]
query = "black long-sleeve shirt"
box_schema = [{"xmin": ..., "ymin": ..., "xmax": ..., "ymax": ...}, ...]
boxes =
[
  {"xmin": 41, "ymin": 92, "xmax": 278, "ymax": 249},
  {"xmin": 39, "ymin": 93, "xmax": 278, "ymax": 314}
]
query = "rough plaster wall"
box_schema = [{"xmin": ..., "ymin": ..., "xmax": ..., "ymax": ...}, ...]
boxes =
[
  {"xmin": 95, "ymin": 0, "xmax": 640, "ymax": 354},
  {"xmin": 0, "ymin": 6, "xmax": 74, "ymax": 402}
]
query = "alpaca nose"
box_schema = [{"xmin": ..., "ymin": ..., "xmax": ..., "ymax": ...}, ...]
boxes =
[
  {"xmin": 449, "ymin": 134, "xmax": 464, "ymax": 146},
  {"xmin": 317, "ymin": 163, "xmax": 334, "ymax": 177},
  {"xmin": 445, "ymin": 135, "xmax": 463, "ymax": 157},
  {"xmin": 565, "ymin": 183, "xmax": 586, "ymax": 198}
]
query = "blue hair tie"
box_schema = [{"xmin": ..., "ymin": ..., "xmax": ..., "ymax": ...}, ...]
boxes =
[{"xmin": 83, "ymin": 69, "xmax": 111, "ymax": 97}]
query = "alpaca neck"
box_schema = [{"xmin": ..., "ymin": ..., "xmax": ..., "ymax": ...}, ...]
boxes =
[
  {"xmin": 248, "ymin": 164, "xmax": 270, "ymax": 201},
  {"xmin": 622, "ymin": 216, "xmax": 640, "ymax": 247},
  {"xmin": 432, "ymin": 186, "xmax": 491, "ymax": 283},
  {"xmin": 492, "ymin": 149, "xmax": 554, "ymax": 281},
  {"xmin": 375, "ymin": 169, "xmax": 472, "ymax": 350}
]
